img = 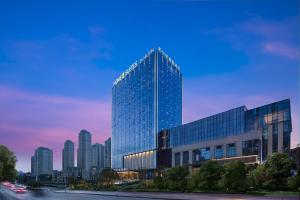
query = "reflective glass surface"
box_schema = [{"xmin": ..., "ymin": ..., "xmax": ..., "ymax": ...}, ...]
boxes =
[
  {"xmin": 200, "ymin": 147, "xmax": 211, "ymax": 160},
  {"xmin": 242, "ymin": 139, "xmax": 260, "ymax": 156},
  {"xmin": 245, "ymin": 99, "xmax": 291, "ymax": 160},
  {"xmin": 168, "ymin": 106, "xmax": 245, "ymax": 147},
  {"xmin": 163, "ymin": 99, "xmax": 291, "ymax": 162},
  {"xmin": 226, "ymin": 143, "xmax": 236, "ymax": 157},
  {"xmin": 175, "ymin": 152, "xmax": 180, "ymax": 166},
  {"xmin": 112, "ymin": 49, "xmax": 182, "ymax": 169},
  {"xmin": 214, "ymin": 145, "xmax": 223, "ymax": 159},
  {"xmin": 182, "ymin": 151, "xmax": 189, "ymax": 165}
]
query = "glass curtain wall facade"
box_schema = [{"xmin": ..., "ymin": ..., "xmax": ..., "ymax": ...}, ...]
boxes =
[
  {"xmin": 168, "ymin": 106, "xmax": 246, "ymax": 148},
  {"xmin": 244, "ymin": 99, "xmax": 292, "ymax": 160},
  {"xmin": 112, "ymin": 48, "xmax": 182, "ymax": 170},
  {"xmin": 160, "ymin": 99, "xmax": 291, "ymax": 166}
]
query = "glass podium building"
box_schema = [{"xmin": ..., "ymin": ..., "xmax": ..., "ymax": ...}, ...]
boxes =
[
  {"xmin": 112, "ymin": 48, "xmax": 182, "ymax": 170},
  {"xmin": 158, "ymin": 99, "xmax": 292, "ymax": 168}
]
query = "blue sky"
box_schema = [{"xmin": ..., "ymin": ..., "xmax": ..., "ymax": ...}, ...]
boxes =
[{"xmin": 0, "ymin": 0, "xmax": 299, "ymax": 171}]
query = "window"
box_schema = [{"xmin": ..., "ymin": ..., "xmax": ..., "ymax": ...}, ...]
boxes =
[
  {"xmin": 261, "ymin": 126, "xmax": 268, "ymax": 161},
  {"xmin": 192, "ymin": 149, "xmax": 201, "ymax": 163},
  {"xmin": 200, "ymin": 147, "xmax": 211, "ymax": 160},
  {"xmin": 226, "ymin": 143, "xmax": 236, "ymax": 158},
  {"xmin": 242, "ymin": 139, "xmax": 260, "ymax": 156},
  {"xmin": 272, "ymin": 124, "xmax": 278, "ymax": 152},
  {"xmin": 175, "ymin": 152, "xmax": 180, "ymax": 166},
  {"xmin": 214, "ymin": 145, "xmax": 223, "ymax": 159},
  {"xmin": 182, "ymin": 151, "xmax": 189, "ymax": 166}
]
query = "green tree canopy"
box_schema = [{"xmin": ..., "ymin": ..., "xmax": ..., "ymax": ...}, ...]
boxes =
[
  {"xmin": 166, "ymin": 166, "xmax": 189, "ymax": 192},
  {"xmin": 287, "ymin": 168, "xmax": 300, "ymax": 190},
  {"xmin": 248, "ymin": 164, "xmax": 265, "ymax": 189},
  {"xmin": 192, "ymin": 160, "xmax": 223, "ymax": 190},
  {"xmin": 99, "ymin": 168, "xmax": 119, "ymax": 188},
  {"xmin": 0, "ymin": 145, "xmax": 17, "ymax": 181},
  {"xmin": 220, "ymin": 160, "xmax": 248, "ymax": 191},
  {"xmin": 263, "ymin": 153, "xmax": 295, "ymax": 190}
]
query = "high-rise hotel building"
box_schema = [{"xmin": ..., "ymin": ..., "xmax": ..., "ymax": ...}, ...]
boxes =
[{"xmin": 112, "ymin": 48, "xmax": 182, "ymax": 170}]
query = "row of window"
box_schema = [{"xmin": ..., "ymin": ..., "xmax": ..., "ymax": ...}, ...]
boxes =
[
  {"xmin": 174, "ymin": 139, "xmax": 262, "ymax": 166},
  {"xmin": 169, "ymin": 107, "xmax": 245, "ymax": 148}
]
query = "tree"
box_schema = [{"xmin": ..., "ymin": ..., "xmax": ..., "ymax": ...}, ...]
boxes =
[
  {"xmin": 153, "ymin": 175, "xmax": 166, "ymax": 190},
  {"xmin": 192, "ymin": 160, "xmax": 223, "ymax": 190},
  {"xmin": 98, "ymin": 168, "xmax": 119, "ymax": 188},
  {"xmin": 166, "ymin": 166, "xmax": 189, "ymax": 192},
  {"xmin": 248, "ymin": 164, "xmax": 265, "ymax": 189},
  {"xmin": 219, "ymin": 160, "xmax": 248, "ymax": 191},
  {"xmin": 0, "ymin": 145, "xmax": 17, "ymax": 181},
  {"xmin": 263, "ymin": 153, "xmax": 294, "ymax": 190},
  {"xmin": 287, "ymin": 169, "xmax": 300, "ymax": 190}
]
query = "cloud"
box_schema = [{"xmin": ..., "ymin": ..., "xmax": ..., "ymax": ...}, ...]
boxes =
[
  {"xmin": 262, "ymin": 41, "xmax": 300, "ymax": 60},
  {"xmin": 238, "ymin": 15, "xmax": 298, "ymax": 42},
  {"xmin": 208, "ymin": 15, "xmax": 299, "ymax": 60},
  {"xmin": 0, "ymin": 85, "xmax": 111, "ymax": 171}
]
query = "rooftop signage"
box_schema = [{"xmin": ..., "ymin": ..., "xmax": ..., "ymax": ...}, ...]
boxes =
[{"xmin": 113, "ymin": 47, "xmax": 180, "ymax": 86}]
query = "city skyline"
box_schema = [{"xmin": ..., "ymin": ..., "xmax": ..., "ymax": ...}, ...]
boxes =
[
  {"xmin": 30, "ymin": 131, "xmax": 110, "ymax": 175},
  {"xmin": 0, "ymin": 0, "xmax": 299, "ymax": 172}
]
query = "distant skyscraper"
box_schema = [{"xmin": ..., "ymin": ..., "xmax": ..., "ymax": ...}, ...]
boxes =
[
  {"xmin": 91, "ymin": 143, "xmax": 104, "ymax": 169},
  {"xmin": 104, "ymin": 137, "xmax": 111, "ymax": 168},
  {"xmin": 31, "ymin": 155, "xmax": 35, "ymax": 175},
  {"xmin": 112, "ymin": 48, "xmax": 182, "ymax": 170},
  {"xmin": 77, "ymin": 130, "xmax": 92, "ymax": 172},
  {"xmin": 32, "ymin": 147, "xmax": 53, "ymax": 176},
  {"xmin": 62, "ymin": 140, "xmax": 74, "ymax": 171}
]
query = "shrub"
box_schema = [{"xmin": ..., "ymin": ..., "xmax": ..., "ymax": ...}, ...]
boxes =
[
  {"xmin": 263, "ymin": 153, "xmax": 295, "ymax": 190},
  {"xmin": 153, "ymin": 175, "xmax": 166, "ymax": 190},
  {"xmin": 192, "ymin": 160, "xmax": 223, "ymax": 190},
  {"xmin": 219, "ymin": 160, "xmax": 248, "ymax": 191},
  {"xmin": 165, "ymin": 166, "xmax": 189, "ymax": 192},
  {"xmin": 248, "ymin": 164, "xmax": 265, "ymax": 189},
  {"xmin": 287, "ymin": 169, "xmax": 300, "ymax": 190}
]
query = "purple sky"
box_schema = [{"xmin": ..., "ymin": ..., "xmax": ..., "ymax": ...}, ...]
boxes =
[{"xmin": 0, "ymin": 0, "xmax": 299, "ymax": 172}]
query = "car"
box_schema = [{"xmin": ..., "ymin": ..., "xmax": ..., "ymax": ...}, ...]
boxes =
[
  {"xmin": 14, "ymin": 187, "xmax": 26, "ymax": 194},
  {"xmin": 8, "ymin": 184, "xmax": 16, "ymax": 190}
]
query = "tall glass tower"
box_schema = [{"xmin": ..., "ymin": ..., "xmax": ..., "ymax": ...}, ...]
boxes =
[
  {"xmin": 62, "ymin": 140, "xmax": 74, "ymax": 171},
  {"xmin": 112, "ymin": 48, "xmax": 182, "ymax": 170},
  {"xmin": 77, "ymin": 130, "xmax": 92, "ymax": 172}
]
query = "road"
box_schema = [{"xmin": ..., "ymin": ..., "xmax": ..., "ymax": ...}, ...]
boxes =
[{"xmin": 1, "ymin": 187, "xmax": 299, "ymax": 200}]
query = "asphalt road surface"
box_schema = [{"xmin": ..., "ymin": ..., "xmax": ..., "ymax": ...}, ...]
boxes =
[{"xmin": 1, "ymin": 187, "xmax": 299, "ymax": 200}]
